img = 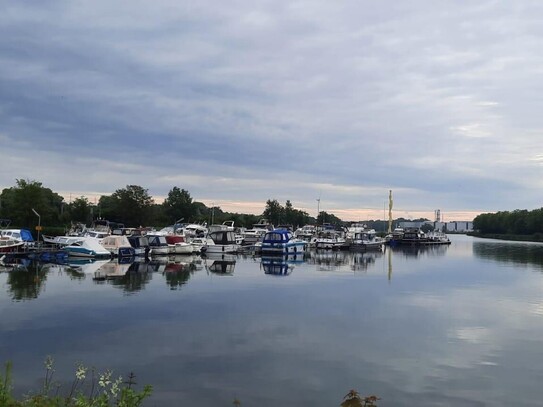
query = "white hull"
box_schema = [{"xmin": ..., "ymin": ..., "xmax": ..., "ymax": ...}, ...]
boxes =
[{"xmin": 205, "ymin": 244, "xmax": 239, "ymax": 254}]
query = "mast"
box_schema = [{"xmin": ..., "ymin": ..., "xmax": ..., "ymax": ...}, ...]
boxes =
[{"xmin": 387, "ymin": 190, "xmax": 393, "ymax": 234}]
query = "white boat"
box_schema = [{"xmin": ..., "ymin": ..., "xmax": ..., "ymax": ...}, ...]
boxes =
[
  {"xmin": 294, "ymin": 225, "xmax": 316, "ymax": 242},
  {"xmin": 241, "ymin": 219, "xmax": 274, "ymax": 246},
  {"xmin": 202, "ymin": 230, "xmax": 240, "ymax": 254},
  {"xmin": 261, "ymin": 229, "xmax": 307, "ymax": 255},
  {"xmin": 100, "ymin": 235, "xmax": 136, "ymax": 257},
  {"xmin": 351, "ymin": 229, "xmax": 385, "ymax": 251},
  {"xmin": 147, "ymin": 235, "xmax": 171, "ymax": 255},
  {"xmin": 314, "ymin": 230, "xmax": 347, "ymax": 250},
  {"xmin": 1, "ymin": 228, "xmax": 35, "ymax": 247},
  {"xmin": 183, "ymin": 223, "xmax": 208, "ymax": 238},
  {"xmin": 63, "ymin": 237, "xmax": 112, "ymax": 258},
  {"xmin": 165, "ymin": 235, "xmax": 194, "ymax": 254},
  {"xmin": 0, "ymin": 238, "xmax": 24, "ymax": 253},
  {"xmin": 189, "ymin": 237, "xmax": 210, "ymax": 253}
]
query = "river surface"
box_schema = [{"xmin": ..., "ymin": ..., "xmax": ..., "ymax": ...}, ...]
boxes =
[{"xmin": 2, "ymin": 234, "xmax": 543, "ymax": 406}]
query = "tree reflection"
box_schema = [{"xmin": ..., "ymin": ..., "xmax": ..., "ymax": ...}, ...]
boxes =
[
  {"xmin": 6, "ymin": 261, "xmax": 48, "ymax": 301},
  {"xmin": 163, "ymin": 260, "xmax": 197, "ymax": 289},
  {"xmin": 473, "ymin": 241, "xmax": 543, "ymax": 270}
]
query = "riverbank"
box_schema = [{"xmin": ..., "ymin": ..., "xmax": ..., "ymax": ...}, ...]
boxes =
[{"xmin": 467, "ymin": 232, "xmax": 543, "ymax": 243}]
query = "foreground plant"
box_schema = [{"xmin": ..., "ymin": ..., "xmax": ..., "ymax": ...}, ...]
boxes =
[
  {"xmin": 0, "ymin": 357, "xmax": 152, "ymax": 407},
  {"xmin": 341, "ymin": 389, "xmax": 380, "ymax": 407}
]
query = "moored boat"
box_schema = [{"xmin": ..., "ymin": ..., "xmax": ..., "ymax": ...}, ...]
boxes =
[
  {"xmin": 63, "ymin": 237, "xmax": 112, "ymax": 259},
  {"xmin": 202, "ymin": 230, "xmax": 240, "ymax": 254},
  {"xmin": 261, "ymin": 229, "xmax": 307, "ymax": 255},
  {"xmin": 351, "ymin": 229, "xmax": 385, "ymax": 251}
]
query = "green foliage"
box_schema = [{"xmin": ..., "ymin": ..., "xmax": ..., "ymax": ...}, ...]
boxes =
[
  {"xmin": 0, "ymin": 358, "xmax": 152, "ymax": 407},
  {"xmin": 318, "ymin": 211, "xmax": 343, "ymax": 227},
  {"xmin": 101, "ymin": 186, "xmax": 154, "ymax": 227},
  {"xmin": 68, "ymin": 197, "xmax": 92, "ymax": 225},
  {"xmin": 263, "ymin": 199, "xmax": 312, "ymax": 228},
  {"xmin": 162, "ymin": 187, "xmax": 195, "ymax": 224},
  {"xmin": 474, "ymin": 208, "xmax": 543, "ymax": 237},
  {"xmin": 0, "ymin": 179, "xmax": 64, "ymax": 229}
]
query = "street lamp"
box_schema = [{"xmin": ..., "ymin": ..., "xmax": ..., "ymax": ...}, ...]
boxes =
[
  {"xmin": 316, "ymin": 198, "xmax": 320, "ymax": 225},
  {"xmin": 32, "ymin": 208, "xmax": 41, "ymax": 247}
]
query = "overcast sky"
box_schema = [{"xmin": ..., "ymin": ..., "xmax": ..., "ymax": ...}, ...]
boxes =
[{"xmin": 1, "ymin": 1, "xmax": 542, "ymax": 221}]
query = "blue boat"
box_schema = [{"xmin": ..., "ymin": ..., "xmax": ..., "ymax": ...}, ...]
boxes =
[{"xmin": 261, "ymin": 229, "xmax": 307, "ymax": 255}]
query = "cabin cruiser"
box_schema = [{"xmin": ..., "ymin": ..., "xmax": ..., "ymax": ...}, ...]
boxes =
[
  {"xmin": 202, "ymin": 230, "xmax": 240, "ymax": 254},
  {"xmin": 261, "ymin": 229, "xmax": 307, "ymax": 255},
  {"xmin": 351, "ymin": 229, "xmax": 385, "ymax": 251},
  {"xmin": 241, "ymin": 219, "xmax": 274, "ymax": 246},
  {"xmin": 314, "ymin": 230, "xmax": 347, "ymax": 251},
  {"xmin": 100, "ymin": 235, "xmax": 136, "ymax": 257},
  {"xmin": 147, "ymin": 235, "xmax": 171, "ymax": 255}
]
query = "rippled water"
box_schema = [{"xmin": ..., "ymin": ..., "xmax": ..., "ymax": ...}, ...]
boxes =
[{"xmin": 2, "ymin": 234, "xmax": 543, "ymax": 406}]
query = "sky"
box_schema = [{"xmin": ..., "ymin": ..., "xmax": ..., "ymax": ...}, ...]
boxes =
[{"xmin": 1, "ymin": 1, "xmax": 542, "ymax": 222}]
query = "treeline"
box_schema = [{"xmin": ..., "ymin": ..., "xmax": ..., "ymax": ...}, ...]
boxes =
[
  {"xmin": 473, "ymin": 208, "xmax": 543, "ymax": 238},
  {"xmin": 0, "ymin": 179, "xmax": 340, "ymax": 231}
]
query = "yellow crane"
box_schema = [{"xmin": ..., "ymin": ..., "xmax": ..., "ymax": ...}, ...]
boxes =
[{"xmin": 387, "ymin": 190, "xmax": 393, "ymax": 234}]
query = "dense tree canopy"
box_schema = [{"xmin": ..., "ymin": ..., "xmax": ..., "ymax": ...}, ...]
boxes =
[
  {"xmin": 0, "ymin": 179, "xmax": 64, "ymax": 228},
  {"xmin": 474, "ymin": 209, "xmax": 543, "ymax": 236},
  {"xmin": 163, "ymin": 187, "xmax": 195, "ymax": 224},
  {"xmin": 0, "ymin": 179, "xmax": 343, "ymax": 232}
]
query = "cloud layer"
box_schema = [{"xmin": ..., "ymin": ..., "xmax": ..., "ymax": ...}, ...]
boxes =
[{"xmin": 1, "ymin": 1, "xmax": 542, "ymax": 220}]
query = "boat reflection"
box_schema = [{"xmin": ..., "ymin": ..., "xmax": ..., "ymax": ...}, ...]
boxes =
[
  {"xmin": 306, "ymin": 249, "xmax": 350, "ymax": 271},
  {"xmin": 162, "ymin": 255, "xmax": 199, "ymax": 289},
  {"xmin": 204, "ymin": 253, "xmax": 237, "ymax": 275},
  {"xmin": 261, "ymin": 254, "xmax": 305, "ymax": 276},
  {"xmin": 390, "ymin": 244, "xmax": 449, "ymax": 258},
  {"xmin": 93, "ymin": 260, "xmax": 133, "ymax": 281},
  {"xmin": 349, "ymin": 250, "xmax": 383, "ymax": 272}
]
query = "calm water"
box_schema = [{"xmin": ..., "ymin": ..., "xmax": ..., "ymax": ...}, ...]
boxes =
[{"xmin": 2, "ymin": 234, "xmax": 543, "ymax": 406}]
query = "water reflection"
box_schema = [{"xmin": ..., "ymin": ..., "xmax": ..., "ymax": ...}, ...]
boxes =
[
  {"xmin": 5, "ymin": 261, "xmax": 48, "ymax": 301},
  {"xmin": 473, "ymin": 240, "xmax": 543, "ymax": 270},
  {"xmin": 108, "ymin": 262, "xmax": 153, "ymax": 293},
  {"xmin": 350, "ymin": 251, "xmax": 383, "ymax": 272},
  {"xmin": 162, "ymin": 255, "xmax": 198, "ymax": 290},
  {"xmin": 204, "ymin": 253, "xmax": 236, "ymax": 275},
  {"xmin": 390, "ymin": 244, "xmax": 449, "ymax": 258},
  {"xmin": 306, "ymin": 250, "xmax": 350, "ymax": 271},
  {"xmin": 260, "ymin": 254, "xmax": 305, "ymax": 276}
]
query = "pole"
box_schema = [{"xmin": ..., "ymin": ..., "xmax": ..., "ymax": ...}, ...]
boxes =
[{"xmin": 32, "ymin": 208, "xmax": 41, "ymax": 247}]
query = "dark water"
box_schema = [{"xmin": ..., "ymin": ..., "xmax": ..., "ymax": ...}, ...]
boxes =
[{"xmin": 2, "ymin": 235, "xmax": 543, "ymax": 406}]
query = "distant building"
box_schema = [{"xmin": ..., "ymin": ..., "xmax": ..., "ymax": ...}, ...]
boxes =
[
  {"xmin": 445, "ymin": 221, "xmax": 473, "ymax": 232},
  {"xmin": 398, "ymin": 221, "xmax": 429, "ymax": 229},
  {"xmin": 397, "ymin": 220, "xmax": 473, "ymax": 233}
]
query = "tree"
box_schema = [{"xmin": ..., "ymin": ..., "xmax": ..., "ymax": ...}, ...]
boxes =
[
  {"xmin": 0, "ymin": 179, "xmax": 64, "ymax": 228},
  {"xmin": 69, "ymin": 197, "xmax": 92, "ymax": 225},
  {"xmin": 162, "ymin": 187, "xmax": 195, "ymax": 223},
  {"xmin": 108, "ymin": 185, "xmax": 154, "ymax": 227},
  {"xmin": 263, "ymin": 199, "xmax": 284, "ymax": 226}
]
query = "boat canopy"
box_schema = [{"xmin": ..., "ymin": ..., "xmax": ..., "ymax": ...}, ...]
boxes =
[{"xmin": 263, "ymin": 229, "xmax": 292, "ymax": 243}]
